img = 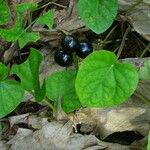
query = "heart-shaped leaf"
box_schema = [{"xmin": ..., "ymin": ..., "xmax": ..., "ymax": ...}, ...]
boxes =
[
  {"xmin": 46, "ymin": 70, "xmax": 81, "ymax": 113},
  {"xmin": 76, "ymin": 50, "xmax": 138, "ymax": 107},
  {"xmin": 78, "ymin": 0, "xmax": 118, "ymax": 34},
  {"xmin": 0, "ymin": 63, "xmax": 7, "ymax": 81},
  {"xmin": 11, "ymin": 48, "xmax": 45, "ymax": 102},
  {"xmin": 0, "ymin": 80, "xmax": 24, "ymax": 118}
]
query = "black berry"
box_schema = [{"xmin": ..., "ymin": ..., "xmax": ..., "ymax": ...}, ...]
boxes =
[
  {"xmin": 54, "ymin": 49, "xmax": 73, "ymax": 67},
  {"xmin": 76, "ymin": 42, "xmax": 93, "ymax": 58},
  {"xmin": 61, "ymin": 35, "xmax": 79, "ymax": 52}
]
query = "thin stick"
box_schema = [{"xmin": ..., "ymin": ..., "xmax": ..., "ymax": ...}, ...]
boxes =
[
  {"xmin": 38, "ymin": 1, "xmax": 66, "ymax": 10},
  {"xmin": 43, "ymin": 97, "xmax": 55, "ymax": 112},
  {"xmin": 132, "ymin": 33, "xmax": 147, "ymax": 48},
  {"xmin": 117, "ymin": 25, "xmax": 131, "ymax": 58},
  {"xmin": 140, "ymin": 42, "xmax": 150, "ymax": 58},
  {"xmin": 65, "ymin": 0, "xmax": 74, "ymax": 19},
  {"xmin": 52, "ymin": 2, "xmax": 66, "ymax": 9},
  {"xmin": 72, "ymin": 52, "xmax": 79, "ymax": 71},
  {"xmin": 56, "ymin": 96, "xmax": 68, "ymax": 120},
  {"xmin": 100, "ymin": 24, "xmax": 118, "ymax": 49}
]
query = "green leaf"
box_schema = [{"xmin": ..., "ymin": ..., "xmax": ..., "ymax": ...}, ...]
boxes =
[
  {"xmin": 16, "ymin": 2, "xmax": 37, "ymax": 13},
  {"xmin": 0, "ymin": 15, "xmax": 22, "ymax": 41},
  {"xmin": 11, "ymin": 48, "xmax": 45, "ymax": 102},
  {"xmin": 0, "ymin": 80, "xmax": 24, "ymax": 118},
  {"xmin": 78, "ymin": 0, "xmax": 118, "ymax": 34},
  {"xmin": 0, "ymin": 63, "xmax": 8, "ymax": 81},
  {"xmin": 18, "ymin": 32, "xmax": 40, "ymax": 48},
  {"xmin": 75, "ymin": 50, "xmax": 138, "ymax": 107},
  {"xmin": 0, "ymin": 3, "xmax": 39, "ymax": 48},
  {"xmin": 46, "ymin": 70, "xmax": 81, "ymax": 113},
  {"xmin": 36, "ymin": 10, "xmax": 54, "ymax": 29},
  {"xmin": 0, "ymin": 0, "xmax": 10, "ymax": 24},
  {"xmin": 139, "ymin": 59, "xmax": 150, "ymax": 80}
]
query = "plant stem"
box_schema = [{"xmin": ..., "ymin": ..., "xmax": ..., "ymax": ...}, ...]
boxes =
[
  {"xmin": 28, "ymin": 11, "xmax": 32, "ymax": 31},
  {"xmin": 72, "ymin": 52, "xmax": 79, "ymax": 71},
  {"xmin": 16, "ymin": 19, "xmax": 37, "ymax": 40},
  {"xmin": 140, "ymin": 42, "xmax": 150, "ymax": 58},
  {"xmin": 43, "ymin": 97, "xmax": 55, "ymax": 113},
  {"xmin": 117, "ymin": 25, "xmax": 131, "ymax": 58},
  {"xmin": 61, "ymin": 29, "xmax": 70, "ymax": 36},
  {"xmin": 38, "ymin": 1, "xmax": 66, "ymax": 10},
  {"xmin": 100, "ymin": 24, "xmax": 118, "ymax": 49}
]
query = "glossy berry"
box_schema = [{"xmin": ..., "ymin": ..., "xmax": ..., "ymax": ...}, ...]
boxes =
[
  {"xmin": 76, "ymin": 42, "xmax": 93, "ymax": 58},
  {"xmin": 54, "ymin": 49, "xmax": 73, "ymax": 67},
  {"xmin": 61, "ymin": 35, "xmax": 79, "ymax": 52}
]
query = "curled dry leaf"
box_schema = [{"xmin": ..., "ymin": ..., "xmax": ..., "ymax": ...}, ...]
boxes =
[
  {"xmin": 71, "ymin": 99, "xmax": 149, "ymax": 148},
  {"xmin": 9, "ymin": 113, "xmax": 29, "ymax": 127},
  {"xmin": 8, "ymin": 113, "xmax": 49, "ymax": 130},
  {"xmin": 28, "ymin": 115, "xmax": 48, "ymax": 129}
]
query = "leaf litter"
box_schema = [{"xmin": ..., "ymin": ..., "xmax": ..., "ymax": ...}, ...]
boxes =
[{"xmin": 0, "ymin": 0, "xmax": 150, "ymax": 150}]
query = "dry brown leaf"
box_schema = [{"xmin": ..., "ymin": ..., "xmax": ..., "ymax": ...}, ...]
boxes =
[
  {"xmin": 0, "ymin": 141, "xmax": 9, "ymax": 150},
  {"xmin": 6, "ymin": 120, "xmax": 131, "ymax": 150},
  {"xmin": 28, "ymin": 115, "xmax": 48, "ymax": 129},
  {"xmin": 9, "ymin": 114, "xmax": 29, "ymax": 127},
  {"xmin": 7, "ymin": 128, "xmax": 33, "ymax": 144}
]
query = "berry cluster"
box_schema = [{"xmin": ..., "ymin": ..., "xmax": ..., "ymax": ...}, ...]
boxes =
[{"xmin": 54, "ymin": 35, "xmax": 93, "ymax": 67}]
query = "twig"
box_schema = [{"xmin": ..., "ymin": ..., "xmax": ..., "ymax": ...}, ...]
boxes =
[
  {"xmin": 65, "ymin": 0, "xmax": 74, "ymax": 19},
  {"xmin": 56, "ymin": 96, "xmax": 68, "ymax": 120},
  {"xmin": 117, "ymin": 25, "xmax": 131, "ymax": 58},
  {"xmin": 43, "ymin": 97, "xmax": 55, "ymax": 112},
  {"xmin": 100, "ymin": 24, "xmax": 118, "ymax": 49},
  {"xmin": 52, "ymin": 2, "xmax": 66, "ymax": 9},
  {"xmin": 140, "ymin": 42, "xmax": 150, "ymax": 58},
  {"xmin": 38, "ymin": 1, "xmax": 66, "ymax": 10},
  {"xmin": 132, "ymin": 34, "xmax": 146, "ymax": 48},
  {"xmin": 72, "ymin": 52, "xmax": 79, "ymax": 71}
]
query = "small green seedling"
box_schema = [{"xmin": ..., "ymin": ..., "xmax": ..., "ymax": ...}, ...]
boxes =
[{"xmin": 0, "ymin": 2, "xmax": 54, "ymax": 48}]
